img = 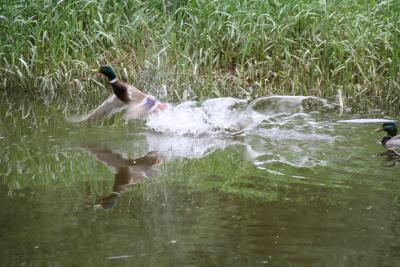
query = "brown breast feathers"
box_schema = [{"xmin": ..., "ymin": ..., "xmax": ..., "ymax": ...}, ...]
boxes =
[{"xmin": 111, "ymin": 81, "xmax": 130, "ymax": 103}]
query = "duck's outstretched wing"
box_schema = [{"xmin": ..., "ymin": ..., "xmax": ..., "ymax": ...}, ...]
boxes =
[
  {"xmin": 79, "ymin": 144, "xmax": 130, "ymax": 171},
  {"xmin": 67, "ymin": 95, "xmax": 127, "ymax": 123}
]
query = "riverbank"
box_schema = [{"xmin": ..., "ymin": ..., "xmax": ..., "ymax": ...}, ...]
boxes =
[{"xmin": 1, "ymin": 0, "xmax": 399, "ymax": 108}]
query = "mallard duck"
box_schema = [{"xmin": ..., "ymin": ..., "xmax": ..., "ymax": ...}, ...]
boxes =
[
  {"xmin": 68, "ymin": 65, "xmax": 166, "ymax": 122},
  {"xmin": 80, "ymin": 144, "xmax": 163, "ymax": 209},
  {"xmin": 374, "ymin": 122, "xmax": 400, "ymax": 151}
]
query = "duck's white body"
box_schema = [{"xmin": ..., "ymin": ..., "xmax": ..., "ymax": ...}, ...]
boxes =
[{"xmin": 385, "ymin": 135, "xmax": 400, "ymax": 149}]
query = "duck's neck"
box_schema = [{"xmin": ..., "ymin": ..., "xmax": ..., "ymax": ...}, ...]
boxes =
[
  {"xmin": 102, "ymin": 70, "xmax": 117, "ymax": 83},
  {"xmin": 105, "ymin": 74, "xmax": 117, "ymax": 84}
]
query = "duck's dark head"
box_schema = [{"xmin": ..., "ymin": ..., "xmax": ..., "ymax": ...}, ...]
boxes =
[
  {"xmin": 97, "ymin": 65, "xmax": 117, "ymax": 81},
  {"xmin": 375, "ymin": 122, "xmax": 397, "ymax": 136},
  {"xmin": 374, "ymin": 122, "xmax": 397, "ymax": 145}
]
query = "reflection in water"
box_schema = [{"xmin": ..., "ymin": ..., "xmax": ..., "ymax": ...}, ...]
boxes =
[
  {"xmin": 380, "ymin": 151, "xmax": 400, "ymax": 167},
  {"xmin": 2, "ymin": 95, "xmax": 400, "ymax": 266},
  {"xmin": 79, "ymin": 145, "xmax": 163, "ymax": 209},
  {"xmin": 74, "ymin": 95, "xmax": 398, "ymax": 208}
]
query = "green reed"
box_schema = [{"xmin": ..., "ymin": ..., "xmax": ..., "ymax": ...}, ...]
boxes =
[{"xmin": 0, "ymin": 0, "xmax": 399, "ymax": 107}]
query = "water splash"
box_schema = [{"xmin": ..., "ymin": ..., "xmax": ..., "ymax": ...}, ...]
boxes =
[
  {"xmin": 249, "ymin": 95, "xmax": 330, "ymax": 114},
  {"xmin": 146, "ymin": 98, "xmax": 249, "ymax": 135},
  {"xmin": 145, "ymin": 96, "xmax": 336, "ymax": 169},
  {"xmin": 146, "ymin": 96, "xmax": 331, "ymax": 136},
  {"xmin": 145, "ymin": 134, "xmax": 241, "ymax": 161}
]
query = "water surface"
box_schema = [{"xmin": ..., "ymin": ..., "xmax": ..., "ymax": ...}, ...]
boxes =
[{"xmin": 1, "ymin": 95, "xmax": 399, "ymax": 267}]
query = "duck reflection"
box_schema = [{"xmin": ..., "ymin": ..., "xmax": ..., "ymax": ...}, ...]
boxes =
[
  {"xmin": 80, "ymin": 145, "xmax": 163, "ymax": 209},
  {"xmin": 379, "ymin": 150, "xmax": 400, "ymax": 167}
]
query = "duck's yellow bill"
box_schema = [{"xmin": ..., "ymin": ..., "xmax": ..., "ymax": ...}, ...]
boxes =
[
  {"xmin": 373, "ymin": 128, "xmax": 384, "ymax": 132},
  {"xmin": 91, "ymin": 68, "xmax": 99, "ymax": 73}
]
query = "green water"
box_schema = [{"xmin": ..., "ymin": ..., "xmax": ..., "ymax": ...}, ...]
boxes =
[{"xmin": 1, "ymin": 95, "xmax": 399, "ymax": 267}]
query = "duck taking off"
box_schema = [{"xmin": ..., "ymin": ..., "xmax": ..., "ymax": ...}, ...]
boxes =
[{"xmin": 68, "ymin": 65, "xmax": 166, "ymax": 122}]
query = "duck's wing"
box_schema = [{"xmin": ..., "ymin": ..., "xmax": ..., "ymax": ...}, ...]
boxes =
[
  {"xmin": 124, "ymin": 99, "xmax": 157, "ymax": 120},
  {"xmin": 124, "ymin": 94, "xmax": 166, "ymax": 120},
  {"xmin": 79, "ymin": 145, "xmax": 130, "ymax": 171},
  {"xmin": 125, "ymin": 84, "xmax": 148, "ymax": 101},
  {"xmin": 67, "ymin": 95, "xmax": 127, "ymax": 123}
]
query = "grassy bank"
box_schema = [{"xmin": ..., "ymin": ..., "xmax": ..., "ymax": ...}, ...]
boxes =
[{"xmin": 0, "ymin": 0, "xmax": 399, "ymax": 107}]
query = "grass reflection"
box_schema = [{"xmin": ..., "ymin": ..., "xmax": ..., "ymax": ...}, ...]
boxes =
[{"xmin": 1, "ymin": 93, "xmax": 400, "ymax": 208}]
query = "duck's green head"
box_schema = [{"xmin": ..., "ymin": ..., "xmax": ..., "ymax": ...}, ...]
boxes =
[
  {"xmin": 374, "ymin": 122, "xmax": 397, "ymax": 137},
  {"xmin": 97, "ymin": 65, "xmax": 117, "ymax": 81}
]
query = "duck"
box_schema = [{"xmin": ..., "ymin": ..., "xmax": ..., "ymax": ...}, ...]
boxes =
[
  {"xmin": 374, "ymin": 122, "xmax": 400, "ymax": 153},
  {"xmin": 80, "ymin": 144, "xmax": 163, "ymax": 209},
  {"xmin": 68, "ymin": 65, "xmax": 166, "ymax": 122}
]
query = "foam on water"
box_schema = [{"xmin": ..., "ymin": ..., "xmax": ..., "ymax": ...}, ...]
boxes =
[
  {"xmin": 145, "ymin": 134, "xmax": 241, "ymax": 161},
  {"xmin": 249, "ymin": 95, "xmax": 329, "ymax": 114},
  {"xmin": 147, "ymin": 96, "xmax": 331, "ymax": 136},
  {"xmin": 146, "ymin": 97, "xmax": 254, "ymax": 135},
  {"xmin": 145, "ymin": 96, "xmax": 336, "ymax": 169}
]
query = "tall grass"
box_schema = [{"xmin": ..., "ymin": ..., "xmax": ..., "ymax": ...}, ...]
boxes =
[{"xmin": 0, "ymin": 0, "xmax": 399, "ymax": 107}]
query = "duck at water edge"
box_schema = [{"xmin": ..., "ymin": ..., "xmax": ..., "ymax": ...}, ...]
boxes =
[{"xmin": 374, "ymin": 122, "xmax": 400, "ymax": 155}]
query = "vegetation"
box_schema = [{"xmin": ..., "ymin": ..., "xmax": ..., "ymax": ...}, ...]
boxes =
[{"xmin": 0, "ymin": 0, "xmax": 399, "ymax": 107}]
